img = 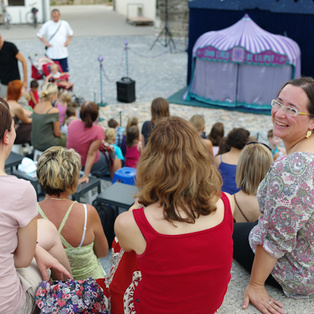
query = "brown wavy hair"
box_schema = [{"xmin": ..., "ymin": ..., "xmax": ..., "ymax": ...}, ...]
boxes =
[
  {"xmin": 136, "ymin": 116, "xmax": 222, "ymax": 224},
  {"xmin": 80, "ymin": 101, "xmax": 99, "ymax": 128}
]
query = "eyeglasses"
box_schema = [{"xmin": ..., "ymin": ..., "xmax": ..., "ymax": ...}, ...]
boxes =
[
  {"xmin": 246, "ymin": 141, "xmax": 272, "ymax": 152},
  {"xmin": 271, "ymin": 99, "xmax": 309, "ymax": 117}
]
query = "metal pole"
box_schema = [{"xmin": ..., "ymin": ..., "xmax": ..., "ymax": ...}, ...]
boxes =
[{"xmin": 124, "ymin": 40, "xmax": 129, "ymax": 77}]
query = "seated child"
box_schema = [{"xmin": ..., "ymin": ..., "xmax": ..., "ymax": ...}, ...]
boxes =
[
  {"xmin": 45, "ymin": 63, "xmax": 74, "ymax": 90},
  {"xmin": 108, "ymin": 118, "xmax": 126, "ymax": 156},
  {"xmin": 28, "ymin": 79, "xmax": 39, "ymax": 109},
  {"xmin": 57, "ymin": 91, "xmax": 72, "ymax": 125},
  {"xmin": 125, "ymin": 125, "xmax": 141, "ymax": 169},
  {"xmin": 61, "ymin": 101, "xmax": 79, "ymax": 135},
  {"xmin": 105, "ymin": 128, "xmax": 124, "ymax": 166},
  {"xmin": 267, "ymin": 129, "xmax": 286, "ymax": 160},
  {"xmin": 208, "ymin": 122, "xmax": 224, "ymax": 156},
  {"xmin": 189, "ymin": 114, "xmax": 213, "ymax": 156}
]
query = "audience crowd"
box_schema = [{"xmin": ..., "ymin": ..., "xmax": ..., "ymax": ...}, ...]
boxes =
[{"xmin": 1, "ymin": 13, "xmax": 313, "ymax": 313}]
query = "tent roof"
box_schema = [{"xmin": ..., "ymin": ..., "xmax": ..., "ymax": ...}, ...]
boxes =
[{"xmin": 193, "ymin": 14, "xmax": 300, "ymax": 68}]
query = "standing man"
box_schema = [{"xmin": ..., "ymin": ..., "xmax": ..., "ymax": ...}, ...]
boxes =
[
  {"xmin": 37, "ymin": 8, "xmax": 73, "ymax": 73},
  {"xmin": 0, "ymin": 34, "xmax": 28, "ymax": 98}
]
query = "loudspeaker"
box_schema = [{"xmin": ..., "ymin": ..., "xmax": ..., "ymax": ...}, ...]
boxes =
[{"xmin": 116, "ymin": 77, "xmax": 136, "ymax": 103}]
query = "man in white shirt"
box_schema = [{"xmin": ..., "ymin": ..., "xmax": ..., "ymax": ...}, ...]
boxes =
[{"xmin": 37, "ymin": 9, "xmax": 73, "ymax": 73}]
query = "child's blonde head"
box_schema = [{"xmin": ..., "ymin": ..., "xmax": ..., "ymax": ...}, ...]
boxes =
[{"xmin": 105, "ymin": 128, "xmax": 116, "ymax": 145}]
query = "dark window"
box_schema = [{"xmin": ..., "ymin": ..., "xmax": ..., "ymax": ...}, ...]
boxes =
[{"xmin": 8, "ymin": 0, "xmax": 25, "ymax": 6}]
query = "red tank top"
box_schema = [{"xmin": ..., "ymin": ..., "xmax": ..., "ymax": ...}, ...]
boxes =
[{"xmin": 132, "ymin": 192, "xmax": 233, "ymax": 314}]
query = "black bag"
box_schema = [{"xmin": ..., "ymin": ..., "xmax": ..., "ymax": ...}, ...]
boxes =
[{"xmin": 92, "ymin": 199, "xmax": 117, "ymax": 248}]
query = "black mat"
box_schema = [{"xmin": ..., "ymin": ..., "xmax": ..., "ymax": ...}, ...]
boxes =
[{"xmin": 167, "ymin": 87, "xmax": 271, "ymax": 116}]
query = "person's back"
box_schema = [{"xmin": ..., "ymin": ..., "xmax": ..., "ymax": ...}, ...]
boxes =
[
  {"xmin": 36, "ymin": 147, "xmax": 108, "ymax": 280},
  {"xmin": 233, "ymin": 142, "xmax": 273, "ymax": 222},
  {"xmin": 115, "ymin": 117, "xmax": 234, "ymax": 313},
  {"xmin": 130, "ymin": 193, "xmax": 233, "ymax": 313},
  {"xmin": 214, "ymin": 128, "xmax": 250, "ymax": 195}
]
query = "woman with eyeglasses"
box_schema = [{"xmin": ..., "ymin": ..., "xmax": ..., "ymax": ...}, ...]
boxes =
[{"xmin": 234, "ymin": 77, "xmax": 314, "ymax": 313}]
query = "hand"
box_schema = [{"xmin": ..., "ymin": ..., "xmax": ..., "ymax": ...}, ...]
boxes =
[
  {"xmin": 46, "ymin": 42, "xmax": 52, "ymax": 48},
  {"xmin": 78, "ymin": 175, "xmax": 89, "ymax": 184},
  {"xmin": 35, "ymin": 245, "xmax": 72, "ymax": 281},
  {"xmin": 243, "ymin": 283, "xmax": 284, "ymax": 314},
  {"xmin": 64, "ymin": 40, "xmax": 70, "ymax": 47}
]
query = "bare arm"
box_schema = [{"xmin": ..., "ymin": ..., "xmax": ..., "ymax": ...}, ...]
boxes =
[
  {"xmin": 88, "ymin": 205, "xmax": 109, "ymax": 258},
  {"xmin": 64, "ymin": 35, "xmax": 73, "ymax": 47},
  {"xmin": 38, "ymin": 36, "xmax": 51, "ymax": 48},
  {"xmin": 79, "ymin": 139, "xmax": 101, "ymax": 184},
  {"xmin": 16, "ymin": 106, "xmax": 32, "ymax": 124},
  {"xmin": 45, "ymin": 73, "xmax": 53, "ymax": 84},
  {"xmin": 140, "ymin": 134, "xmax": 145, "ymax": 151},
  {"xmin": 15, "ymin": 52, "xmax": 28, "ymax": 89},
  {"xmin": 14, "ymin": 217, "xmax": 37, "ymax": 268},
  {"xmin": 242, "ymin": 245, "xmax": 284, "ymax": 313}
]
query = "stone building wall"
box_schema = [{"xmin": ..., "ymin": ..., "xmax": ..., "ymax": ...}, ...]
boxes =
[{"xmin": 157, "ymin": 0, "xmax": 189, "ymax": 37}]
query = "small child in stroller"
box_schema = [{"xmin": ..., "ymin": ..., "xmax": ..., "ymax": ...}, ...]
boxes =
[{"xmin": 45, "ymin": 63, "xmax": 73, "ymax": 91}]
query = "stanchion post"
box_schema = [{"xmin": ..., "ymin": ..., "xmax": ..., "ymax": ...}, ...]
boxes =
[{"xmin": 97, "ymin": 55, "xmax": 108, "ymax": 107}]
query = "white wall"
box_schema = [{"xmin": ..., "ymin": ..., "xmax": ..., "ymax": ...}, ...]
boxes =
[
  {"xmin": 6, "ymin": 0, "xmax": 50, "ymax": 24},
  {"xmin": 115, "ymin": 0, "xmax": 156, "ymax": 21}
]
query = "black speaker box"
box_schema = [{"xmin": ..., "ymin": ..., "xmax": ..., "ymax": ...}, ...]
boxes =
[{"xmin": 116, "ymin": 77, "xmax": 136, "ymax": 103}]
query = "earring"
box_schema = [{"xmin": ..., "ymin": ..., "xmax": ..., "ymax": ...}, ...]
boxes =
[{"xmin": 305, "ymin": 130, "xmax": 312, "ymax": 139}]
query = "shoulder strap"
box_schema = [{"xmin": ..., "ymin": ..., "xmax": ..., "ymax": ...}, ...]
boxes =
[
  {"xmin": 37, "ymin": 203, "xmax": 49, "ymax": 220},
  {"xmin": 132, "ymin": 207, "xmax": 156, "ymax": 241},
  {"xmin": 59, "ymin": 201, "xmax": 77, "ymax": 233},
  {"xmin": 78, "ymin": 204, "xmax": 87, "ymax": 248},
  {"xmin": 234, "ymin": 194, "xmax": 249, "ymax": 222},
  {"xmin": 220, "ymin": 192, "xmax": 233, "ymax": 228},
  {"xmin": 45, "ymin": 107, "xmax": 54, "ymax": 114},
  {"xmin": 48, "ymin": 20, "xmax": 62, "ymax": 42},
  {"xmin": 220, "ymin": 154, "xmax": 222, "ymax": 162}
]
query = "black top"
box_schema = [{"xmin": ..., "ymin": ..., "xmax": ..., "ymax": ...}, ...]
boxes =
[
  {"xmin": 141, "ymin": 120, "xmax": 155, "ymax": 146},
  {"xmin": 0, "ymin": 41, "xmax": 20, "ymax": 85}
]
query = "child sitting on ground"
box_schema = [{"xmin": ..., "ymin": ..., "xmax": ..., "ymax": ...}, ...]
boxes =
[
  {"xmin": 57, "ymin": 91, "xmax": 72, "ymax": 125},
  {"xmin": 61, "ymin": 101, "xmax": 79, "ymax": 135},
  {"xmin": 45, "ymin": 63, "xmax": 74, "ymax": 91},
  {"xmin": 267, "ymin": 129, "xmax": 286, "ymax": 160},
  {"xmin": 108, "ymin": 118, "xmax": 126, "ymax": 156},
  {"xmin": 125, "ymin": 125, "xmax": 141, "ymax": 169},
  {"xmin": 28, "ymin": 79, "xmax": 39, "ymax": 109},
  {"xmin": 208, "ymin": 122, "xmax": 224, "ymax": 156},
  {"xmin": 189, "ymin": 114, "xmax": 213, "ymax": 157},
  {"xmin": 105, "ymin": 128, "xmax": 124, "ymax": 166}
]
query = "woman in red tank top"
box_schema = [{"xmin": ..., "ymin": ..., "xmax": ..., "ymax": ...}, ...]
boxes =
[{"xmin": 115, "ymin": 116, "xmax": 235, "ymax": 314}]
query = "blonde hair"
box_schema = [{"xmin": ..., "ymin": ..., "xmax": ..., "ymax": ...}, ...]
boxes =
[
  {"xmin": 105, "ymin": 128, "xmax": 116, "ymax": 144},
  {"xmin": 37, "ymin": 146, "xmax": 81, "ymax": 196},
  {"xmin": 236, "ymin": 143, "xmax": 273, "ymax": 195},
  {"xmin": 136, "ymin": 116, "xmax": 222, "ymax": 224},
  {"xmin": 50, "ymin": 63, "xmax": 59, "ymax": 71},
  {"xmin": 189, "ymin": 114, "xmax": 205, "ymax": 132},
  {"xmin": 39, "ymin": 83, "xmax": 58, "ymax": 101},
  {"xmin": 60, "ymin": 91, "xmax": 72, "ymax": 106}
]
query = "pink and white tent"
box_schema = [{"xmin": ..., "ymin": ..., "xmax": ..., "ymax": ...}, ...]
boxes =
[{"xmin": 184, "ymin": 14, "xmax": 301, "ymax": 112}]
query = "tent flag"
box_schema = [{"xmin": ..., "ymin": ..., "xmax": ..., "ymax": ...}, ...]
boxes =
[{"xmin": 184, "ymin": 14, "xmax": 301, "ymax": 112}]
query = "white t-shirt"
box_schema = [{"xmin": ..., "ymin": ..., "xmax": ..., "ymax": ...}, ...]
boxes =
[
  {"xmin": 0, "ymin": 175, "xmax": 38, "ymax": 313},
  {"xmin": 37, "ymin": 19, "xmax": 74, "ymax": 59}
]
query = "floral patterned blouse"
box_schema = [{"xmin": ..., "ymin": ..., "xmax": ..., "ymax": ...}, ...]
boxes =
[{"xmin": 249, "ymin": 152, "xmax": 314, "ymax": 299}]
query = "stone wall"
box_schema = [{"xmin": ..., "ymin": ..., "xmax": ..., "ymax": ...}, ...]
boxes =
[{"xmin": 157, "ymin": 0, "xmax": 189, "ymax": 37}]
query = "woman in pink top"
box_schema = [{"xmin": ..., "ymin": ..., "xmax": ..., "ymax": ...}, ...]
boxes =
[
  {"xmin": 0, "ymin": 98, "xmax": 71, "ymax": 314},
  {"xmin": 67, "ymin": 101, "xmax": 120, "ymax": 183},
  {"xmin": 115, "ymin": 116, "xmax": 235, "ymax": 313}
]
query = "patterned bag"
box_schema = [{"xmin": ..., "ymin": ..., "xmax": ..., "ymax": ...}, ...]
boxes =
[{"xmin": 35, "ymin": 278, "xmax": 108, "ymax": 313}]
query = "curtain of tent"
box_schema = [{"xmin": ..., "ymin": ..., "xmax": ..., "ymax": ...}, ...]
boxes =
[
  {"xmin": 190, "ymin": 58, "xmax": 293, "ymax": 109},
  {"xmin": 237, "ymin": 65, "xmax": 293, "ymax": 108},
  {"xmin": 190, "ymin": 59, "xmax": 238, "ymax": 107}
]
